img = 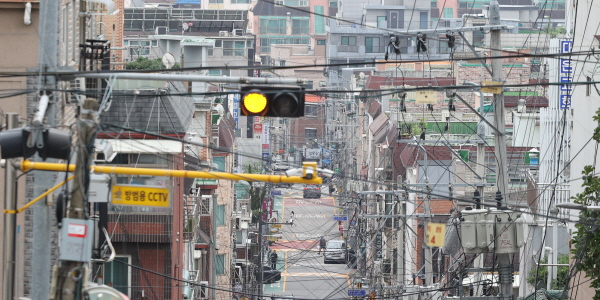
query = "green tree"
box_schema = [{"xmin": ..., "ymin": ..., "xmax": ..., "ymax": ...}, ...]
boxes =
[
  {"xmin": 527, "ymin": 254, "xmax": 570, "ymax": 290},
  {"xmin": 571, "ymin": 108, "xmax": 600, "ymax": 299},
  {"xmin": 243, "ymin": 163, "xmax": 268, "ymax": 223},
  {"xmin": 125, "ymin": 57, "xmax": 181, "ymax": 70}
]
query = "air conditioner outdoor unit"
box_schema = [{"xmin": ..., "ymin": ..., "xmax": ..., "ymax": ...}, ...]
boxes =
[
  {"xmin": 155, "ymin": 26, "xmax": 168, "ymax": 35},
  {"xmin": 241, "ymin": 205, "xmax": 247, "ymax": 216},
  {"xmin": 198, "ymin": 281, "xmax": 208, "ymax": 299},
  {"xmin": 67, "ymin": 77, "xmax": 86, "ymax": 105},
  {"xmin": 233, "ymin": 29, "xmax": 243, "ymax": 36},
  {"xmin": 219, "ymin": 31, "xmax": 229, "ymax": 37},
  {"xmin": 212, "ymin": 136, "xmax": 219, "ymax": 147}
]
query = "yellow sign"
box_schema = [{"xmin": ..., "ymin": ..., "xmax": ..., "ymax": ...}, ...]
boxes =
[
  {"xmin": 273, "ymin": 224, "xmax": 282, "ymax": 228},
  {"xmin": 267, "ymin": 236, "xmax": 278, "ymax": 242},
  {"xmin": 426, "ymin": 222, "xmax": 446, "ymax": 247},
  {"xmin": 111, "ymin": 185, "xmax": 169, "ymax": 207},
  {"xmin": 480, "ymin": 81, "xmax": 503, "ymax": 94},
  {"xmin": 415, "ymin": 90, "xmax": 437, "ymax": 104}
]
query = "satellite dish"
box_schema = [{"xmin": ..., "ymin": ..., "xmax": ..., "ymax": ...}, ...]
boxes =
[
  {"xmin": 162, "ymin": 53, "xmax": 176, "ymax": 69},
  {"xmin": 182, "ymin": 22, "xmax": 189, "ymax": 31},
  {"xmin": 359, "ymin": 72, "xmax": 365, "ymax": 79}
]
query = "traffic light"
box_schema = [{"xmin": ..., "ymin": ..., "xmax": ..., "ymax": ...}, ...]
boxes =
[
  {"xmin": 0, "ymin": 127, "xmax": 71, "ymax": 160},
  {"xmin": 240, "ymin": 86, "xmax": 305, "ymax": 117}
]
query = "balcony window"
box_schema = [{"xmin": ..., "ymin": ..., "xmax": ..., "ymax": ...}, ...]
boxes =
[
  {"xmin": 341, "ymin": 36, "xmax": 356, "ymax": 45},
  {"xmin": 305, "ymin": 105, "xmax": 318, "ymax": 117},
  {"xmin": 292, "ymin": 18, "xmax": 310, "ymax": 34},
  {"xmin": 317, "ymin": 39, "xmax": 326, "ymax": 45},
  {"xmin": 365, "ymin": 37, "xmax": 381, "ymax": 53},
  {"xmin": 223, "ymin": 40, "xmax": 246, "ymax": 56},
  {"xmin": 259, "ymin": 17, "xmax": 286, "ymax": 34}
]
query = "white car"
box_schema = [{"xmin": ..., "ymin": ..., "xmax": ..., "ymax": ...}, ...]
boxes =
[{"xmin": 324, "ymin": 240, "xmax": 346, "ymax": 264}]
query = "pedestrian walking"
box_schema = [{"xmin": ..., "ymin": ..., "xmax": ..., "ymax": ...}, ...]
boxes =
[
  {"xmin": 329, "ymin": 183, "xmax": 335, "ymax": 195},
  {"xmin": 338, "ymin": 221, "xmax": 344, "ymax": 238},
  {"xmin": 270, "ymin": 250, "xmax": 278, "ymax": 269},
  {"xmin": 319, "ymin": 236, "xmax": 327, "ymax": 254}
]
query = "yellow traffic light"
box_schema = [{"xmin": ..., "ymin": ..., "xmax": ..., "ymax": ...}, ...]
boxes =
[
  {"xmin": 240, "ymin": 86, "xmax": 305, "ymax": 117},
  {"xmin": 242, "ymin": 91, "xmax": 268, "ymax": 114}
]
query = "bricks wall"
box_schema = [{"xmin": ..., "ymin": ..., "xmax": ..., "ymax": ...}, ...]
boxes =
[{"xmin": 100, "ymin": 0, "xmax": 125, "ymax": 70}]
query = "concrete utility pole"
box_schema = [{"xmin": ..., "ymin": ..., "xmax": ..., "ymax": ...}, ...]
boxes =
[
  {"xmin": 489, "ymin": 1, "xmax": 513, "ymax": 299},
  {"xmin": 3, "ymin": 113, "xmax": 19, "ymax": 300},
  {"xmin": 53, "ymin": 98, "xmax": 99, "ymax": 300},
  {"xmin": 32, "ymin": 0, "xmax": 59, "ymax": 298}
]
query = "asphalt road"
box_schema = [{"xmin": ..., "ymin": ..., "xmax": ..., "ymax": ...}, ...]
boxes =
[{"xmin": 264, "ymin": 185, "xmax": 355, "ymax": 299}]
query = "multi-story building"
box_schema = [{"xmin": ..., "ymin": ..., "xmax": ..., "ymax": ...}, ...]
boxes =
[
  {"xmin": 249, "ymin": 0, "xmax": 330, "ymax": 60},
  {"xmin": 0, "ymin": 0, "xmax": 40, "ymax": 296}
]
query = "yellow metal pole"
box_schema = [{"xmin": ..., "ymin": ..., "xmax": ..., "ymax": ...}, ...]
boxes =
[
  {"xmin": 3, "ymin": 175, "xmax": 75, "ymax": 214},
  {"xmin": 20, "ymin": 160, "xmax": 323, "ymax": 185}
]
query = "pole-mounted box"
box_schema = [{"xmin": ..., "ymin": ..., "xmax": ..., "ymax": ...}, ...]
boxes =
[{"xmin": 58, "ymin": 218, "xmax": 94, "ymax": 262}]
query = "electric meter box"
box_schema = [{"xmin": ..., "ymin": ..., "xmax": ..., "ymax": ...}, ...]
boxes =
[
  {"xmin": 88, "ymin": 173, "xmax": 111, "ymax": 202},
  {"xmin": 58, "ymin": 218, "xmax": 94, "ymax": 262}
]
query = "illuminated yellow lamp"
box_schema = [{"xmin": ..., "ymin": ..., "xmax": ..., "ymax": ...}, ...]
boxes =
[{"xmin": 243, "ymin": 91, "xmax": 268, "ymax": 114}]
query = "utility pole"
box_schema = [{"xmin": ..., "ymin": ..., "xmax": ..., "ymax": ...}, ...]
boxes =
[
  {"xmin": 32, "ymin": 0, "xmax": 59, "ymax": 299},
  {"xmin": 489, "ymin": 0, "xmax": 512, "ymax": 299},
  {"xmin": 3, "ymin": 113, "xmax": 19, "ymax": 300},
  {"xmin": 53, "ymin": 98, "xmax": 99, "ymax": 300}
]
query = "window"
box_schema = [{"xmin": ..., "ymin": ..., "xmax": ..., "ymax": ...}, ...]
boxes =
[
  {"xmin": 317, "ymin": 39, "xmax": 326, "ymax": 45},
  {"xmin": 209, "ymin": 0, "xmax": 224, "ymax": 3},
  {"xmin": 151, "ymin": 40, "xmax": 158, "ymax": 47},
  {"xmin": 216, "ymin": 204, "xmax": 225, "ymax": 226},
  {"xmin": 215, "ymin": 40, "xmax": 223, "ymax": 47},
  {"xmin": 472, "ymin": 23, "xmax": 485, "ymax": 46},
  {"xmin": 231, "ymin": 0, "xmax": 250, "ymax": 3},
  {"xmin": 259, "ymin": 35, "xmax": 310, "ymax": 53},
  {"xmin": 128, "ymin": 40, "xmax": 152, "ymax": 56},
  {"xmin": 208, "ymin": 47, "xmax": 214, "ymax": 56},
  {"xmin": 431, "ymin": 1, "xmax": 437, "ymax": 8},
  {"xmin": 341, "ymin": 36, "xmax": 356, "ymax": 45},
  {"xmin": 209, "ymin": 69, "xmax": 231, "ymax": 76},
  {"xmin": 216, "ymin": 254, "xmax": 225, "ymax": 275},
  {"xmin": 443, "ymin": 8, "xmax": 453, "ymax": 18},
  {"xmin": 305, "ymin": 105, "xmax": 318, "ymax": 117},
  {"xmin": 314, "ymin": 6, "xmax": 325, "ymax": 34},
  {"xmin": 365, "ymin": 37, "xmax": 380, "ymax": 53},
  {"xmin": 223, "ymin": 40, "xmax": 246, "ymax": 56},
  {"xmin": 377, "ymin": 16, "xmax": 387, "ymax": 28},
  {"xmin": 279, "ymin": 60, "xmax": 286, "ymax": 66},
  {"xmin": 247, "ymin": 40, "xmax": 253, "ymax": 48},
  {"xmin": 305, "ymin": 128, "xmax": 317, "ymax": 140},
  {"xmin": 259, "ymin": 17, "xmax": 286, "ymax": 34},
  {"xmin": 420, "ymin": 12, "xmax": 428, "ymax": 29},
  {"xmin": 329, "ymin": 0, "xmax": 338, "ymax": 7},
  {"xmin": 587, "ymin": 76, "xmax": 592, "ymax": 96},
  {"xmin": 275, "ymin": 0, "xmax": 308, "ymax": 6},
  {"xmin": 292, "ymin": 18, "xmax": 310, "ymax": 34},
  {"xmin": 104, "ymin": 256, "xmax": 131, "ymax": 296}
]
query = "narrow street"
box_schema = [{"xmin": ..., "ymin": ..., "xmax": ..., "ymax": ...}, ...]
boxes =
[{"xmin": 265, "ymin": 185, "xmax": 352, "ymax": 299}]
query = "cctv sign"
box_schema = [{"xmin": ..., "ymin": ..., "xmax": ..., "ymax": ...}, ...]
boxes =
[{"xmin": 559, "ymin": 40, "xmax": 573, "ymax": 109}]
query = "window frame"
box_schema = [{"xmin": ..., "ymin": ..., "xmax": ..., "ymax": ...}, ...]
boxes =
[{"xmin": 341, "ymin": 36, "xmax": 356, "ymax": 45}]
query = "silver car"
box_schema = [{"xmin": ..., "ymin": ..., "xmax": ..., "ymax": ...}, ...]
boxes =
[{"xmin": 324, "ymin": 240, "xmax": 346, "ymax": 264}]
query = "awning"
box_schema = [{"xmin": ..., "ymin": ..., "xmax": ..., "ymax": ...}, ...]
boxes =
[
  {"xmin": 322, "ymin": 159, "xmax": 331, "ymax": 164},
  {"xmin": 98, "ymin": 139, "xmax": 183, "ymax": 154},
  {"xmin": 369, "ymin": 113, "xmax": 389, "ymax": 139}
]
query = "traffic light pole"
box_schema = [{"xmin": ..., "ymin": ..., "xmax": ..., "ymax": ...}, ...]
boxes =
[
  {"xmin": 3, "ymin": 113, "xmax": 19, "ymax": 300},
  {"xmin": 53, "ymin": 98, "xmax": 99, "ymax": 300}
]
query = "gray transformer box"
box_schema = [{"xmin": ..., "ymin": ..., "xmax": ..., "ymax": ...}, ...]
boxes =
[{"xmin": 58, "ymin": 218, "xmax": 95, "ymax": 262}]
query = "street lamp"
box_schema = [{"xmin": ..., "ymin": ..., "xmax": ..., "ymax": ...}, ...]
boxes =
[{"xmin": 555, "ymin": 202, "xmax": 600, "ymax": 211}]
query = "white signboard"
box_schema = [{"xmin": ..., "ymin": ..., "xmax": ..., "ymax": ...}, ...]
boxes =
[
  {"xmin": 262, "ymin": 125, "xmax": 270, "ymax": 145},
  {"xmin": 305, "ymin": 148, "xmax": 320, "ymax": 159}
]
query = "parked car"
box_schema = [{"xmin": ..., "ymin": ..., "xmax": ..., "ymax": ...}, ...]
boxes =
[
  {"xmin": 255, "ymin": 266, "xmax": 282, "ymax": 284},
  {"xmin": 303, "ymin": 184, "xmax": 321, "ymax": 198},
  {"xmin": 276, "ymin": 182, "xmax": 293, "ymax": 188},
  {"xmin": 324, "ymin": 240, "xmax": 346, "ymax": 264}
]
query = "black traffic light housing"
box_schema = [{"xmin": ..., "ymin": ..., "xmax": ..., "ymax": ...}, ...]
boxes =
[
  {"xmin": 240, "ymin": 86, "xmax": 305, "ymax": 118},
  {"xmin": 0, "ymin": 127, "xmax": 71, "ymax": 160}
]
